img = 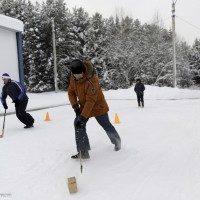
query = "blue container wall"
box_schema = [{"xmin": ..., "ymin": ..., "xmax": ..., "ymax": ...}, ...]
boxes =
[{"xmin": 16, "ymin": 32, "xmax": 24, "ymax": 85}]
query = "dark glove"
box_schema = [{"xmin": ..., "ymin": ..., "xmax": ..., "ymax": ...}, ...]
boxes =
[
  {"xmin": 75, "ymin": 115, "xmax": 87, "ymax": 128},
  {"xmin": 3, "ymin": 103, "xmax": 8, "ymax": 110},
  {"xmin": 13, "ymin": 98, "xmax": 20, "ymax": 106},
  {"xmin": 73, "ymin": 104, "xmax": 81, "ymax": 116}
]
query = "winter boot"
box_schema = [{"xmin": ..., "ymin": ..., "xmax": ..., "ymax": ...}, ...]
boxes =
[
  {"xmin": 142, "ymin": 102, "xmax": 144, "ymax": 107},
  {"xmin": 24, "ymin": 124, "xmax": 34, "ymax": 128},
  {"xmin": 71, "ymin": 151, "xmax": 90, "ymax": 159},
  {"xmin": 114, "ymin": 139, "xmax": 121, "ymax": 151}
]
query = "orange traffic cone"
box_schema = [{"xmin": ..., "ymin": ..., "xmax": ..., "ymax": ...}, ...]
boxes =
[
  {"xmin": 114, "ymin": 113, "xmax": 120, "ymax": 124},
  {"xmin": 44, "ymin": 112, "xmax": 51, "ymax": 121}
]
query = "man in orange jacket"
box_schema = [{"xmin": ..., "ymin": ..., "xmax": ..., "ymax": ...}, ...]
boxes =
[{"xmin": 68, "ymin": 59, "xmax": 121, "ymax": 159}]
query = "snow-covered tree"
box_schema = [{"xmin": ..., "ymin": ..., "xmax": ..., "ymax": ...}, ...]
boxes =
[
  {"xmin": 0, "ymin": 0, "xmax": 195, "ymax": 90},
  {"xmin": 70, "ymin": 7, "xmax": 90, "ymax": 59},
  {"xmin": 188, "ymin": 39, "xmax": 200, "ymax": 85}
]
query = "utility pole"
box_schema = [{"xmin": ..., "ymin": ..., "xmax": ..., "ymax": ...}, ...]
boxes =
[
  {"xmin": 52, "ymin": 17, "xmax": 58, "ymax": 92},
  {"xmin": 51, "ymin": 0, "xmax": 58, "ymax": 93},
  {"xmin": 172, "ymin": 0, "xmax": 177, "ymax": 88}
]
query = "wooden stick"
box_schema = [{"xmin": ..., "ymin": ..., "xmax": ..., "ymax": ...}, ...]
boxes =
[{"xmin": 80, "ymin": 151, "xmax": 83, "ymax": 173}]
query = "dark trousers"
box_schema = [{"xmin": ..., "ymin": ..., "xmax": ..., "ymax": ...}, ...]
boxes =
[
  {"xmin": 95, "ymin": 113, "xmax": 121, "ymax": 145},
  {"xmin": 74, "ymin": 117, "xmax": 90, "ymax": 152},
  {"xmin": 136, "ymin": 93, "xmax": 144, "ymax": 106},
  {"xmin": 74, "ymin": 113, "xmax": 121, "ymax": 152},
  {"xmin": 15, "ymin": 100, "xmax": 34, "ymax": 126}
]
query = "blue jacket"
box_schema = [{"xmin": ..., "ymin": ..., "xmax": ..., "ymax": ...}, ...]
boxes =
[{"xmin": 1, "ymin": 80, "xmax": 28, "ymax": 104}]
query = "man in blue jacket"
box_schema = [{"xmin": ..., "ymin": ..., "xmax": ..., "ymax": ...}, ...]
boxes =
[{"xmin": 1, "ymin": 73, "xmax": 34, "ymax": 128}]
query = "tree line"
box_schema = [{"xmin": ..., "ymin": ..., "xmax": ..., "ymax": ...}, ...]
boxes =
[{"xmin": 1, "ymin": 0, "xmax": 200, "ymax": 92}]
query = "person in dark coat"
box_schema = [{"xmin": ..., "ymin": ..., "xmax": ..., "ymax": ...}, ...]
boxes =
[
  {"xmin": 68, "ymin": 59, "xmax": 121, "ymax": 159},
  {"xmin": 134, "ymin": 78, "xmax": 145, "ymax": 107},
  {"xmin": 1, "ymin": 73, "xmax": 34, "ymax": 128}
]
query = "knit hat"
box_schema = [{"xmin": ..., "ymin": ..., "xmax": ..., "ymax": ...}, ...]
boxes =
[
  {"xmin": 70, "ymin": 59, "xmax": 85, "ymax": 74},
  {"xmin": 136, "ymin": 78, "xmax": 141, "ymax": 82},
  {"xmin": 2, "ymin": 73, "xmax": 11, "ymax": 79}
]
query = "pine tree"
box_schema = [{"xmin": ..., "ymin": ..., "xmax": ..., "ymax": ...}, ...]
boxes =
[
  {"xmin": 0, "ymin": 0, "xmax": 17, "ymax": 17},
  {"xmin": 70, "ymin": 7, "xmax": 90, "ymax": 59},
  {"xmin": 189, "ymin": 39, "xmax": 200, "ymax": 85}
]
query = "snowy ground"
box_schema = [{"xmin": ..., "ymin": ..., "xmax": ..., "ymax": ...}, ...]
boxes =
[{"xmin": 1, "ymin": 85, "xmax": 200, "ymax": 200}]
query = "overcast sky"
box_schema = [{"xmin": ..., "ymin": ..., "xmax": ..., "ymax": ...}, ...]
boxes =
[{"xmin": 32, "ymin": 0, "xmax": 200, "ymax": 45}]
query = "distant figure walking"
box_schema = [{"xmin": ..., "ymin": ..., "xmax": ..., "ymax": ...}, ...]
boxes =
[
  {"xmin": 134, "ymin": 78, "xmax": 145, "ymax": 107},
  {"xmin": 1, "ymin": 73, "xmax": 34, "ymax": 128}
]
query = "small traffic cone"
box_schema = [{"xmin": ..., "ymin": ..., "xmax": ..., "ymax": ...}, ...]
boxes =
[
  {"xmin": 114, "ymin": 113, "xmax": 120, "ymax": 124},
  {"xmin": 44, "ymin": 112, "xmax": 51, "ymax": 121}
]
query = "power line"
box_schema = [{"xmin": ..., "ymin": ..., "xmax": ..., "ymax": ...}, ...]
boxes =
[{"xmin": 176, "ymin": 15, "xmax": 200, "ymax": 31}]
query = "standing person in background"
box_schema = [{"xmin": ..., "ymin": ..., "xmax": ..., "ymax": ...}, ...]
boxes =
[
  {"xmin": 134, "ymin": 78, "xmax": 145, "ymax": 107},
  {"xmin": 1, "ymin": 73, "xmax": 35, "ymax": 128},
  {"xmin": 68, "ymin": 59, "xmax": 121, "ymax": 159}
]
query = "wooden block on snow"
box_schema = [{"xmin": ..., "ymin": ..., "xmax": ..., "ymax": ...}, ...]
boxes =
[{"xmin": 68, "ymin": 176, "xmax": 77, "ymax": 194}]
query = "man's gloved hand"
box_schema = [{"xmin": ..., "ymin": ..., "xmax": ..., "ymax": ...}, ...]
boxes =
[
  {"xmin": 75, "ymin": 115, "xmax": 87, "ymax": 128},
  {"xmin": 3, "ymin": 103, "xmax": 8, "ymax": 110},
  {"xmin": 73, "ymin": 104, "xmax": 81, "ymax": 116}
]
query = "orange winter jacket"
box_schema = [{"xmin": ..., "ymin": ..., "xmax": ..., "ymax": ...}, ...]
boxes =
[{"xmin": 68, "ymin": 61, "xmax": 109, "ymax": 118}]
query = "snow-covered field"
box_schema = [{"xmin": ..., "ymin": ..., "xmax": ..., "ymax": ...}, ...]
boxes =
[{"xmin": 1, "ymin": 85, "xmax": 200, "ymax": 200}]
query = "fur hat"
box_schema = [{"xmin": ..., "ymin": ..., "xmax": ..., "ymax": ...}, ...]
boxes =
[
  {"xmin": 70, "ymin": 59, "xmax": 85, "ymax": 74},
  {"xmin": 2, "ymin": 73, "xmax": 11, "ymax": 79}
]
